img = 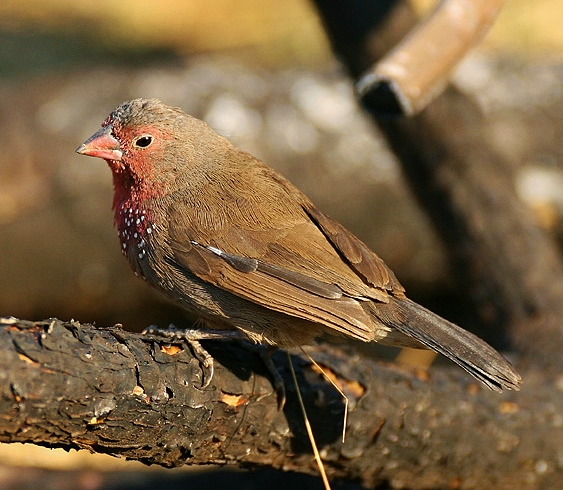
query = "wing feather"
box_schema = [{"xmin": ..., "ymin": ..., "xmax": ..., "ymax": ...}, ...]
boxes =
[{"xmin": 172, "ymin": 240, "xmax": 377, "ymax": 340}]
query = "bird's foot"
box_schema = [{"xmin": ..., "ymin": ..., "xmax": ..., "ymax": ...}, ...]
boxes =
[
  {"xmin": 260, "ymin": 347, "xmax": 286, "ymax": 410},
  {"xmin": 142, "ymin": 324, "xmax": 286, "ymax": 407},
  {"xmin": 241, "ymin": 343, "xmax": 286, "ymax": 410},
  {"xmin": 142, "ymin": 323, "xmax": 241, "ymax": 388}
]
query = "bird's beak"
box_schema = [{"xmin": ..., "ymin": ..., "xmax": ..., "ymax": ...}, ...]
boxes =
[{"xmin": 76, "ymin": 126, "xmax": 123, "ymax": 161}]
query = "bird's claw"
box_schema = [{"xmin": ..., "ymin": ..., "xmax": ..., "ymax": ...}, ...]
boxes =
[
  {"xmin": 142, "ymin": 325, "xmax": 286, "ymax": 407},
  {"xmin": 142, "ymin": 324, "xmax": 215, "ymax": 388},
  {"xmin": 186, "ymin": 338, "xmax": 215, "ymax": 389},
  {"xmin": 248, "ymin": 345, "xmax": 286, "ymax": 410}
]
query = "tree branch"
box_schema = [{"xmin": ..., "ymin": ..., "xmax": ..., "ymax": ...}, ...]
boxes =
[
  {"xmin": 1, "ymin": 318, "xmax": 559, "ymax": 488},
  {"xmin": 356, "ymin": 0, "xmax": 506, "ymax": 116}
]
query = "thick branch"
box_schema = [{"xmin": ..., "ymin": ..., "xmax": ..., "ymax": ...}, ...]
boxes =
[{"xmin": 0, "ymin": 318, "xmax": 559, "ymax": 488}]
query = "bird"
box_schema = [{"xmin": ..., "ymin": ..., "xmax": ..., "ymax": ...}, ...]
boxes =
[{"xmin": 76, "ymin": 98, "xmax": 520, "ymax": 392}]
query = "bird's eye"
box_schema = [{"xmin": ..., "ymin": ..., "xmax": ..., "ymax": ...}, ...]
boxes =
[{"xmin": 133, "ymin": 135, "xmax": 154, "ymax": 148}]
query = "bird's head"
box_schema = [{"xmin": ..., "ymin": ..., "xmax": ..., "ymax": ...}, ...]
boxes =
[
  {"xmin": 76, "ymin": 98, "xmax": 238, "ymax": 237},
  {"xmin": 77, "ymin": 99, "xmax": 195, "ymax": 198}
]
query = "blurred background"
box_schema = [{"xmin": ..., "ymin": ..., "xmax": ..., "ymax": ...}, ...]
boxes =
[{"xmin": 0, "ymin": 0, "xmax": 562, "ymax": 488}]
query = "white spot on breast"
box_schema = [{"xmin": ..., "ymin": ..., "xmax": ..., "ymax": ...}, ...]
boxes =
[{"xmin": 116, "ymin": 204, "xmax": 156, "ymax": 263}]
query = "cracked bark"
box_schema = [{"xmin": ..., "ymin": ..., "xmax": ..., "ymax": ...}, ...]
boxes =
[{"xmin": 1, "ymin": 318, "xmax": 558, "ymax": 489}]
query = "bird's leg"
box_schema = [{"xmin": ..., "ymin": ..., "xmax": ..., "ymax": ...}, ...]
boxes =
[
  {"xmin": 261, "ymin": 347, "xmax": 286, "ymax": 410},
  {"xmin": 142, "ymin": 323, "xmax": 243, "ymax": 388},
  {"xmin": 185, "ymin": 338, "xmax": 214, "ymax": 388},
  {"xmin": 239, "ymin": 344, "xmax": 286, "ymax": 410},
  {"xmin": 143, "ymin": 323, "xmax": 244, "ymax": 342},
  {"xmin": 142, "ymin": 324, "xmax": 286, "ymax": 407}
]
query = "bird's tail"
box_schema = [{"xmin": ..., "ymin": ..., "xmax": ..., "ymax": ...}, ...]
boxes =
[{"xmin": 373, "ymin": 298, "xmax": 521, "ymax": 391}]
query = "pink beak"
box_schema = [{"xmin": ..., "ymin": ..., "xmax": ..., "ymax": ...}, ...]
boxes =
[{"xmin": 76, "ymin": 126, "xmax": 123, "ymax": 161}]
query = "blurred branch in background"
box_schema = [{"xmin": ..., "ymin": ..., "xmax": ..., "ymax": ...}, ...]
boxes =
[{"xmin": 356, "ymin": 0, "xmax": 506, "ymax": 116}]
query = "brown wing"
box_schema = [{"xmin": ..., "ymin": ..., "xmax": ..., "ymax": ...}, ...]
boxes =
[
  {"xmin": 304, "ymin": 204, "xmax": 405, "ymax": 297},
  {"xmin": 166, "ymin": 160, "xmax": 403, "ymax": 341},
  {"xmin": 171, "ymin": 238, "xmax": 378, "ymax": 340}
]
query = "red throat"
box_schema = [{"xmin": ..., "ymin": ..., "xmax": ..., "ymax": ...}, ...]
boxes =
[
  {"xmin": 114, "ymin": 196, "xmax": 154, "ymax": 256},
  {"xmin": 109, "ymin": 157, "xmax": 162, "ymax": 258},
  {"xmin": 111, "ymin": 171, "xmax": 153, "ymax": 245}
]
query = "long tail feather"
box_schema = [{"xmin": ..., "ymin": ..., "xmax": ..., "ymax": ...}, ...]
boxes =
[{"xmin": 375, "ymin": 298, "xmax": 521, "ymax": 391}]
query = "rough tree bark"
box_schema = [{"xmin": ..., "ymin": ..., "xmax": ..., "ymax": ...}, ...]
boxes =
[{"xmin": 1, "ymin": 318, "xmax": 558, "ymax": 490}]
